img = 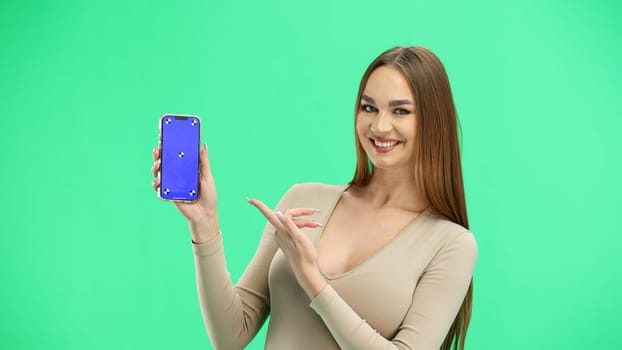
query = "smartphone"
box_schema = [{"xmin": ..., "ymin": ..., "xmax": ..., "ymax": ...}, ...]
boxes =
[{"xmin": 158, "ymin": 114, "xmax": 201, "ymax": 202}]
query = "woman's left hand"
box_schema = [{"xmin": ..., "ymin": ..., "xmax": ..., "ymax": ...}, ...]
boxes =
[{"xmin": 247, "ymin": 198, "xmax": 327, "ymax": 299}]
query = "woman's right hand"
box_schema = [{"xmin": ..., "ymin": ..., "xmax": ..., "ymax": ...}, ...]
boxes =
[{"xmin": 151, "ymin": 143, "xmax": 219, "ymax": 227}]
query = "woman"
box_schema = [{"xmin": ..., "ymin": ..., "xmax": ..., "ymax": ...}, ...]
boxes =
[{"xmin": 151, "ymin": 46, "xmax": 477, "ymax": 350}]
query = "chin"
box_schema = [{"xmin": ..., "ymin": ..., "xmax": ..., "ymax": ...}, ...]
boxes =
[{"xmin": 369, "ymin": 159, "xmax": 408, "ymax": 170}]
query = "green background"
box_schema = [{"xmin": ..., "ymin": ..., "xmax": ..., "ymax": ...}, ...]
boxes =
[{"xmin": 1, "ymin": 0, "xmax": 621, "ymax": 348}]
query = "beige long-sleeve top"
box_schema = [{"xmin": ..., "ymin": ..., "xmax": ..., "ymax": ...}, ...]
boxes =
[{"xmin": 192, "ymin": 183, "xmax": 478, "ymax": 350}]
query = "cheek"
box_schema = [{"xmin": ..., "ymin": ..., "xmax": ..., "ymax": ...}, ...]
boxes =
[
  {"xmin": 355, "ymin": 118, "xmax": 363, "ymax": 138},
  {"xmin": 396, "ymin": 120, "xmax": 416, "ymax": 141},
  {"xmin": 355, "ymin": 114, "xmax": 368, "ymax": 135}
]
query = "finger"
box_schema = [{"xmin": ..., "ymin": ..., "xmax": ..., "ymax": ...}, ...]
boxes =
[
  {"xmin": 275, "ymin": 224, "xmax": 296, "ymax": 248},
  {"xmin": 279, "ymin": 212, "xmax": 298, "ymax": 232},
  {"xmin": 151, "ymin": 160, "xmax": 160, "ymax": 178},
  {"xmin": 292, "ymin": 219, "xmax": 323, "ymax": 229},
  {"xmin": 153, "ymin": 147, "xmax": 160, "ymax": 161},
  {"xmin": 274, "ymin": 226, "xmax": 296, "ymax": 250},
  {"xmin": 277, "ymin": 212, "xmax": 304, "ymax": 244},
  {"xmin": 200, "ymin": 143, "xmax": 213, "ymax": 179},
  {"xmin": 247, "ymin": 198, "xmax": 287, "ymax": 232},
  {"xmin": 284, "ymin": 208, "xmax": 321, "ymax": 218},
  {"xmin": 152, "ymin": 176, "xmax": 160, "ymax": 191}
]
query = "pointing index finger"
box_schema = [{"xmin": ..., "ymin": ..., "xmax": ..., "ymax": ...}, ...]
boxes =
[{"xmin": 247, "ymin": 198, "xmax": 286, "ymax": 232}]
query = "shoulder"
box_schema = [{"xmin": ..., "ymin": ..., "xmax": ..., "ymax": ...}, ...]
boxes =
[
  {"xmin": 283, "ymin": 182, "xmax": 346, "ymax": 200},
  {"xmin": 290, "ymin": 182, "xmax": 346, "ymax": 194},
  {"xmin": 421, "ymin": 210, "xmax": 478, "ymax": 264},
  {"xmin": 275, "ymin": 182, "xmax": 347, "ymax": 209}
]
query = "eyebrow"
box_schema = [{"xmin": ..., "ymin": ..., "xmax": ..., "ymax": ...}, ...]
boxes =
[{"xmin": 361, "ymin": 94, "xmax": 413, "ymax": 107}]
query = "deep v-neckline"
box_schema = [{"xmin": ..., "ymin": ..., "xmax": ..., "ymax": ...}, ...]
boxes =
[{"xmin": 314, "ymin": 184, "xmax": 432, "ymax": 280}]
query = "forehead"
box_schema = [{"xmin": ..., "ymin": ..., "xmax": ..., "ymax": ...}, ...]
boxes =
[{"xmin": 363, "ymin": 66, "xmax": 414, "ymax": 101}]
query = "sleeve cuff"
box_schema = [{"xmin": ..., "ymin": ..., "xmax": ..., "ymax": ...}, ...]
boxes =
[
  {"xmin": 309, "ymin": 283, "xmax": 338, "ymax": 313},
  {"xmin": 191, "ymin": 232, "xmax": 224, "ymax": 257}
]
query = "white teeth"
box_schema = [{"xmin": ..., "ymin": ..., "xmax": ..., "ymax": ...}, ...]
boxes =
[{"xmin": 372, "ymin": 138, "xmax": 399, "ymax": 148}]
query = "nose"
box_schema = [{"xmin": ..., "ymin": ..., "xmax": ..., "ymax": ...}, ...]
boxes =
[{"xmin": 370, "ymin": 111, "xmax": 392, "ymax": 134}]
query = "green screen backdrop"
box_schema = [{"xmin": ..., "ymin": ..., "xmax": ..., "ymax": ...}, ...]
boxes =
[{"xmin": 1, "ymin": 0, "xmax": 621, "ymax": 349}]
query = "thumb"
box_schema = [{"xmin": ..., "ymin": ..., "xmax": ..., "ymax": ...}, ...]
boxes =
[
  {"xmin": 200, "ymin": 142, "xmax": 213, "ymax": 179},
  {"xmin": 278, "ymin": 212, "xmax": 301, "ymax": 242}
]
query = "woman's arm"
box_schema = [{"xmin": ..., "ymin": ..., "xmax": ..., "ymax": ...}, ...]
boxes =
[
  {"xmin": 192, "ymin": 228, "xmax": 277, "ymax": 349},
  {"xmin": 309, "ymin": 231, "xmax": 478, "ymax": 350},
  {"xmin": 191, "ymin": 186, "xmax": 299, "ymax": 350}
]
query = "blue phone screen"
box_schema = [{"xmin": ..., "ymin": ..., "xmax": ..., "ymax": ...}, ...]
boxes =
[{"xmin": 159, "ymin": 115, "xmax": 200, "ymax": 201}]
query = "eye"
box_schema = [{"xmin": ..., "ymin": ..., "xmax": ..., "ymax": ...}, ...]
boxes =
[
  {"xmin": 361, "ymin": 104, "xmax": 378, "ymax": 113},
  {"xmin": 393, "ymin": 108, "xmax": 412, "ymax": 116}
]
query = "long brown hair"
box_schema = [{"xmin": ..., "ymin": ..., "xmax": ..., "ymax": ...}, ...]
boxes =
[{"xmin": 350, "ymin": 46, "xmax": 473, "ymax": 349}]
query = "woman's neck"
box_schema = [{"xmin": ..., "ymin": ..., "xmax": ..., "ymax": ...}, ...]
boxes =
[{"xmin": 354, "ymin": 167, "xmax": 429, "ymax": 213}]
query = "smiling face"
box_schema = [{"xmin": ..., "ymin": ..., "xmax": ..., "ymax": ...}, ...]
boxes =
[{"xmin": 355, "ymin": 66, "xmax": 417, "ymax": 171}]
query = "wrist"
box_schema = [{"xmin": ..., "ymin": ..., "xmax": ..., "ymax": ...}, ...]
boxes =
[
  {"xmin": 301, "ymin": 266, "xmax": 327, "ymax": 300},
  {"xmin": 189, "ymin": 214, "xmax": 220, "ymax": 244}
]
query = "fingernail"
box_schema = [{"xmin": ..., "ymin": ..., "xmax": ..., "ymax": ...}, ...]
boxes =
[
  {"xmin": 315, "ymin": 222, "xmax": 324, "ymax": 227},
  {"xmin": 313, "ymin": 208, "xmax": 321, "ymax": 213},
  {"xmin": 276, "ymin": 211, "xmax": 287, "ymax": 223},
  {"xmin": 203, "ymin": 143, "xmax": 207, "ymax": 151},
  {"xmin": 245, "ymin": 196, "xmax": 251, "ymax": 203}
]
